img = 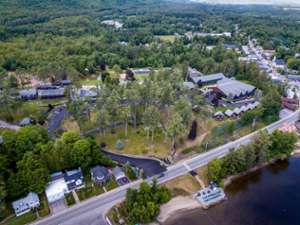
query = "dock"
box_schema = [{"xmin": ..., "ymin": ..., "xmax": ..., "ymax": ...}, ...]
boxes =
[{"xmin": 194, "ymin": 183, "xmax": 226, "ymax": 209}]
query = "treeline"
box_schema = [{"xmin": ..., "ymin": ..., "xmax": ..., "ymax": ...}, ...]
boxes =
[
  {"xmin": 0, "ymin": 34, "xmax": 241, "ymax": 81},
  {"xmin": 0, "ymin": 126, "xmax": 114, "ymax": 219},
  {"xmin": 122, "ymin": 180, "xmax": 171, "ymax": 224},
  {"xmin": 207, "ymin": 130, "xmax": 298, "ymax": 184}
]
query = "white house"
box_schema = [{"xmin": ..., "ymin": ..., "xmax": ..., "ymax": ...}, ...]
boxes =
[
  {"xmin": 45, "ymin": 172, "xmax": 68, "ymax": 203},
  {"xmin": 12, "ymin": 192, "xmax": 40, "ymax": 216}
]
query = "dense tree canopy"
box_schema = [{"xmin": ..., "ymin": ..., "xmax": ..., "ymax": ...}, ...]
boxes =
[{"xmin": 207, "ymin": 131, "xmax": 298, "ymax": 184}]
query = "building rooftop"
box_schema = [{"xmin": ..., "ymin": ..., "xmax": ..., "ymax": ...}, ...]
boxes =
[
  {"xmin": 187, "ymin": 67, "xmax": 202, "ymax": 77},
  {"xmin": 216, "ymin": 78, "xmax": 256, "ymax": 99},
  {"xmin": 46, "ymin": 176, "xmax": 68, "ymax": 203},
  {"xmin": 224, "ymin": 109, "xmax": 234, "ymax": 117},
  {"xmin": 91, "ymin": 166, "xmax": 110, "ymax": 181},
  {"xmin": 79, "ymin": 88, "xmax": 97, "ymax": 98},
  {"xmin": 19, "ymin": 117, "xmax": 32, "ymax": 126},
  {"xmin": 12, "ymin": 192, "xmax": 39, "ymax": 215},
  {"xmin": 19, "ymin": 89, "xmax": 37, "ymax": 97},
  {"xmin": 182, "ymin": 82, "xmax": 195, "ymax": 90},
  {"xmin": 64, "ymin": 167, "xmax": 84, "ymax": 190},
  {"xmin": 274, "ymin": 59, "xmax": 285, "ymax": 66},
  {"xmin": 50, "ymin": 171, "xmax": 64, "ymax": 181},
  {"xmin": 38, "ymin": 88, "xmax": 65, "ymax": 98},
  {"xmin": 199, "ymin": 73, "xmax": 225, "ymax": 83},
  {"xmin": 112, "ymin": 166, "xmax": 126, "ymax": 180}
]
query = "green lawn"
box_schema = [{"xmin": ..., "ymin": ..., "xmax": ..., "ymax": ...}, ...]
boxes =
[
  {"xmin": 3, "ymin": 212, "xmax": 37, "ymax": 225},
  {"xmin": 155, "ymin": 35, "xmax": 177, "ymax": 42},
  {"xmin": 79, "ymin": 79, "xmax": 102, "ymax": 86},
  {"xmin": 105, "ymin": 179, "xmax": 119, "ymax": 191},
  {"xmin": 37, "ymin": 194, "xmax": 50, "ymax": 218},
  {"xmin": 65, "ymin": 193, "xmax": 75, "ymax": 206},
  {"xmin": 76, "ymin": 185, "xmax": 104, "ymax": 201},
  {"xmin": 95, "ymin": 126, "xmax": 171, "ymax": 159}
]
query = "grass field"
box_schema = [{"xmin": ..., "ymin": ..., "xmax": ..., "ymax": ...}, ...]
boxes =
[
  {"xmin": 79, "ymin": 79, "xmax": 101, "ymax": 86},
  {"xmin": 155, "ymin": 35, "xmax": 177, "ymax": 42},
  {"xmin": 76, "ymin": 185, "xmax": 104, "ymax": 201},
  {"xmin": 65, "ymin": 193, "xmax": 76, "ymax": 206},
  {"xmin": 164, "ymin": 175, "xmax": 201, "ymax": 196},
  {"xmin": 95, "ymin": 126, "xmax": 171, "ymax": 159},
  {"xmin": 37, "ymin": 194, "xmax": 50, "ymax": 218},
  {"xmin": 3, "ymin": 212, "xmax": 37, "ymax": 225},
  {"xmin": 105, "ymin": 179, "xmax": 119, "ymax": 191},
  {"xmin": 62, "ymin": 117, "xmax": 80, "ymax": 132}
]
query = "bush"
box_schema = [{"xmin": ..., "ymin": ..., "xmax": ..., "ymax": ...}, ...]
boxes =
[
  {"xmin": 124, "ymin": 163, "xmax": 137, "ymax": 180},
  {"xmin": 124, "ymin": 180, "xmax": 171, "ymax": 224},
  {"xmin": 115, "ymin": 139, "xmax": 124, "ymax": 150}
]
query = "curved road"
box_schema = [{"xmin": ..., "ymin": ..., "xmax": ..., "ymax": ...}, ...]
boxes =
[
  {"xmin": 32, "ymin": 110, "xmax": 299, "ymax": 225},
  {"xmin": 102, "ymin": 150, "xmax": 166, "ymax": 177}
]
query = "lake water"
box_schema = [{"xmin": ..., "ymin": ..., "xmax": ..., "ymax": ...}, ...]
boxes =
[{"xmin": 164, "ymin": 156, "xmax": 300, "ymax": 225}]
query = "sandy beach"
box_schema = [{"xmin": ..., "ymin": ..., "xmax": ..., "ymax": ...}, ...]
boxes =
[{"xmin": 157, "ymin": 196, "xmax": 201, "ymax": 223}]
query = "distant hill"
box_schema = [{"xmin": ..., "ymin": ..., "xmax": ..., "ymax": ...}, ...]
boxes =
[{"xmin": 190, "ymin": 0, "xmax": 300, "ymax": 7}]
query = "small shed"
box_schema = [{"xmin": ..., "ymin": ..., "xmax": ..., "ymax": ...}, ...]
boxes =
[
  {"xmin": 213, "ymin": 111, "xmax": 225, "ymax": 120},
  {"xmin": 233, "ymin": 107, "xmax": 242, "ymax": 116},
  {"xmin": 19, "ymin": 117, "xmax": 32, "ymax": 127},
  {"xmin": 224, "ymin": 109, "xmax": 234, "ymax": 117}
]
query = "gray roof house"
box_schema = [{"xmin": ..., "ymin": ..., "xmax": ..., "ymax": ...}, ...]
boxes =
[
  {"xmin": 64, "ymin": 167, "xmax": 85, "ymax": 191},
  {"xmin": 182, "ymin": 82, "xmax": 195, "ymax": 90},
  {"xmin": 224, "ymin": 109, "xmax": 234, "ymax": 117},
  {"xmin": 90, "ymin": 166, "xmax": 110, "ymax": 185},
  {"xmin": 273, "ymin": 59, "xmax": 285, "ymax": 68},
  {"xmin": 38, "ymin": 88, "xmax": 65, "ymax": 99},
  {"xmin": 188, "ymin": 70, "xmax": 225, "ymax": 87},
  {"xmin": 215, "ymin": 78, "xmax": 256, "ymax": 100},
  {"xmin": 198, "ymin": 73, "xmax": 225, "ymax": 86},
  {"xmin": 19, "ymin": 117, "xmax": 33, "ymax": 127},
  {"xmin": 112, "ymin": 167, "xmax": 130, "ymax": 186},
  {"xmin": 187, "ymin": 67, "xmax": 202, "ymax": 78},
  {"xmin": 233, "ymin": 107, "xmax": 242, "ymax": 115},
  {"xmin": 12, "ymin": 192, "xmax": 40, "ymax": 217},
  {"xmin": 287, "ymin": 75, "xmax": 300, "ymax": 82},
  {"xmin": 19, "ymin": 89, "xmax": 38, "ymax": 100},
  {"xmin": 79, "ymin": 88, "xmax": 98, "ymax": 98}
]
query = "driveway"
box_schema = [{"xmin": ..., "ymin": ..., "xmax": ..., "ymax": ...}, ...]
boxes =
[
  {"xmin": 48, "ymin": 105, "xmax": 68, "ymax": 137},
  {"xmin": 103, "ymin": 150, "xmax": 166, "ymax": 177},
  {"xmin": 49, "ymin": 198, "xmax": 67, "ymax": 214},
  {"xmin": 0, "ymin": 120, "xmax": 20, "ymax": 130}
]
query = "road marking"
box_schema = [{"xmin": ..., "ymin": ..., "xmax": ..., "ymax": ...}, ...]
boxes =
[{"xmin": 183, "ymin": 162, "xmax": 192, "ymax": 171}]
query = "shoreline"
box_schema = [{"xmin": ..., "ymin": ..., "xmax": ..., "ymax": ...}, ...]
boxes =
[
  {"xmin": 156, "ymin": 196, "xmax": 202, "ymax": 224},
  {"xmin": 158, "ymin": 152, "xmax": 300, "ymax": 224},
  {"xmin": 224, "ymin": 149, "xmax": 300, "ymax": 188}
]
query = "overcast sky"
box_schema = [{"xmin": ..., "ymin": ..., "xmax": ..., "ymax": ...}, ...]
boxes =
[{"xmin": 191, "ymin": 0, "xmax": 300, "ymax": 6}]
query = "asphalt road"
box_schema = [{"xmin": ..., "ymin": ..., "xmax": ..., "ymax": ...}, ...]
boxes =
[
  {"xmin": 103, "ymin": 150, "xmax": 166, "ymax": 177},
  {"xmin": 32, "ymin": 110, "xmax": 299, "ymax": 225}
]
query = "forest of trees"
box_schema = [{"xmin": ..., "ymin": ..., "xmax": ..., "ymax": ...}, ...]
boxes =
[
  {"xmin": 0, "ymin": 126, "xmax": 114, "ymax": 219},
  {"xmin": 0, "ymin": 0, "xmax": 299, "ymax": 222},
  {"xmin": 0, "ymin": 0, "xmax": 299, "ymax": 82},
  {"xmin": 123, "ymin": 180, "xmax": 171, "ymax": 224},
  {"xmin": 206, "ymin": 130, "xmax": 298, "ymax": 185}
]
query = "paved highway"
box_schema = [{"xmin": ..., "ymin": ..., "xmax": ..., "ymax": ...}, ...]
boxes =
[{"xmin": 33, "ymin": 110, "xmax": 299, "ymax": 225}]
